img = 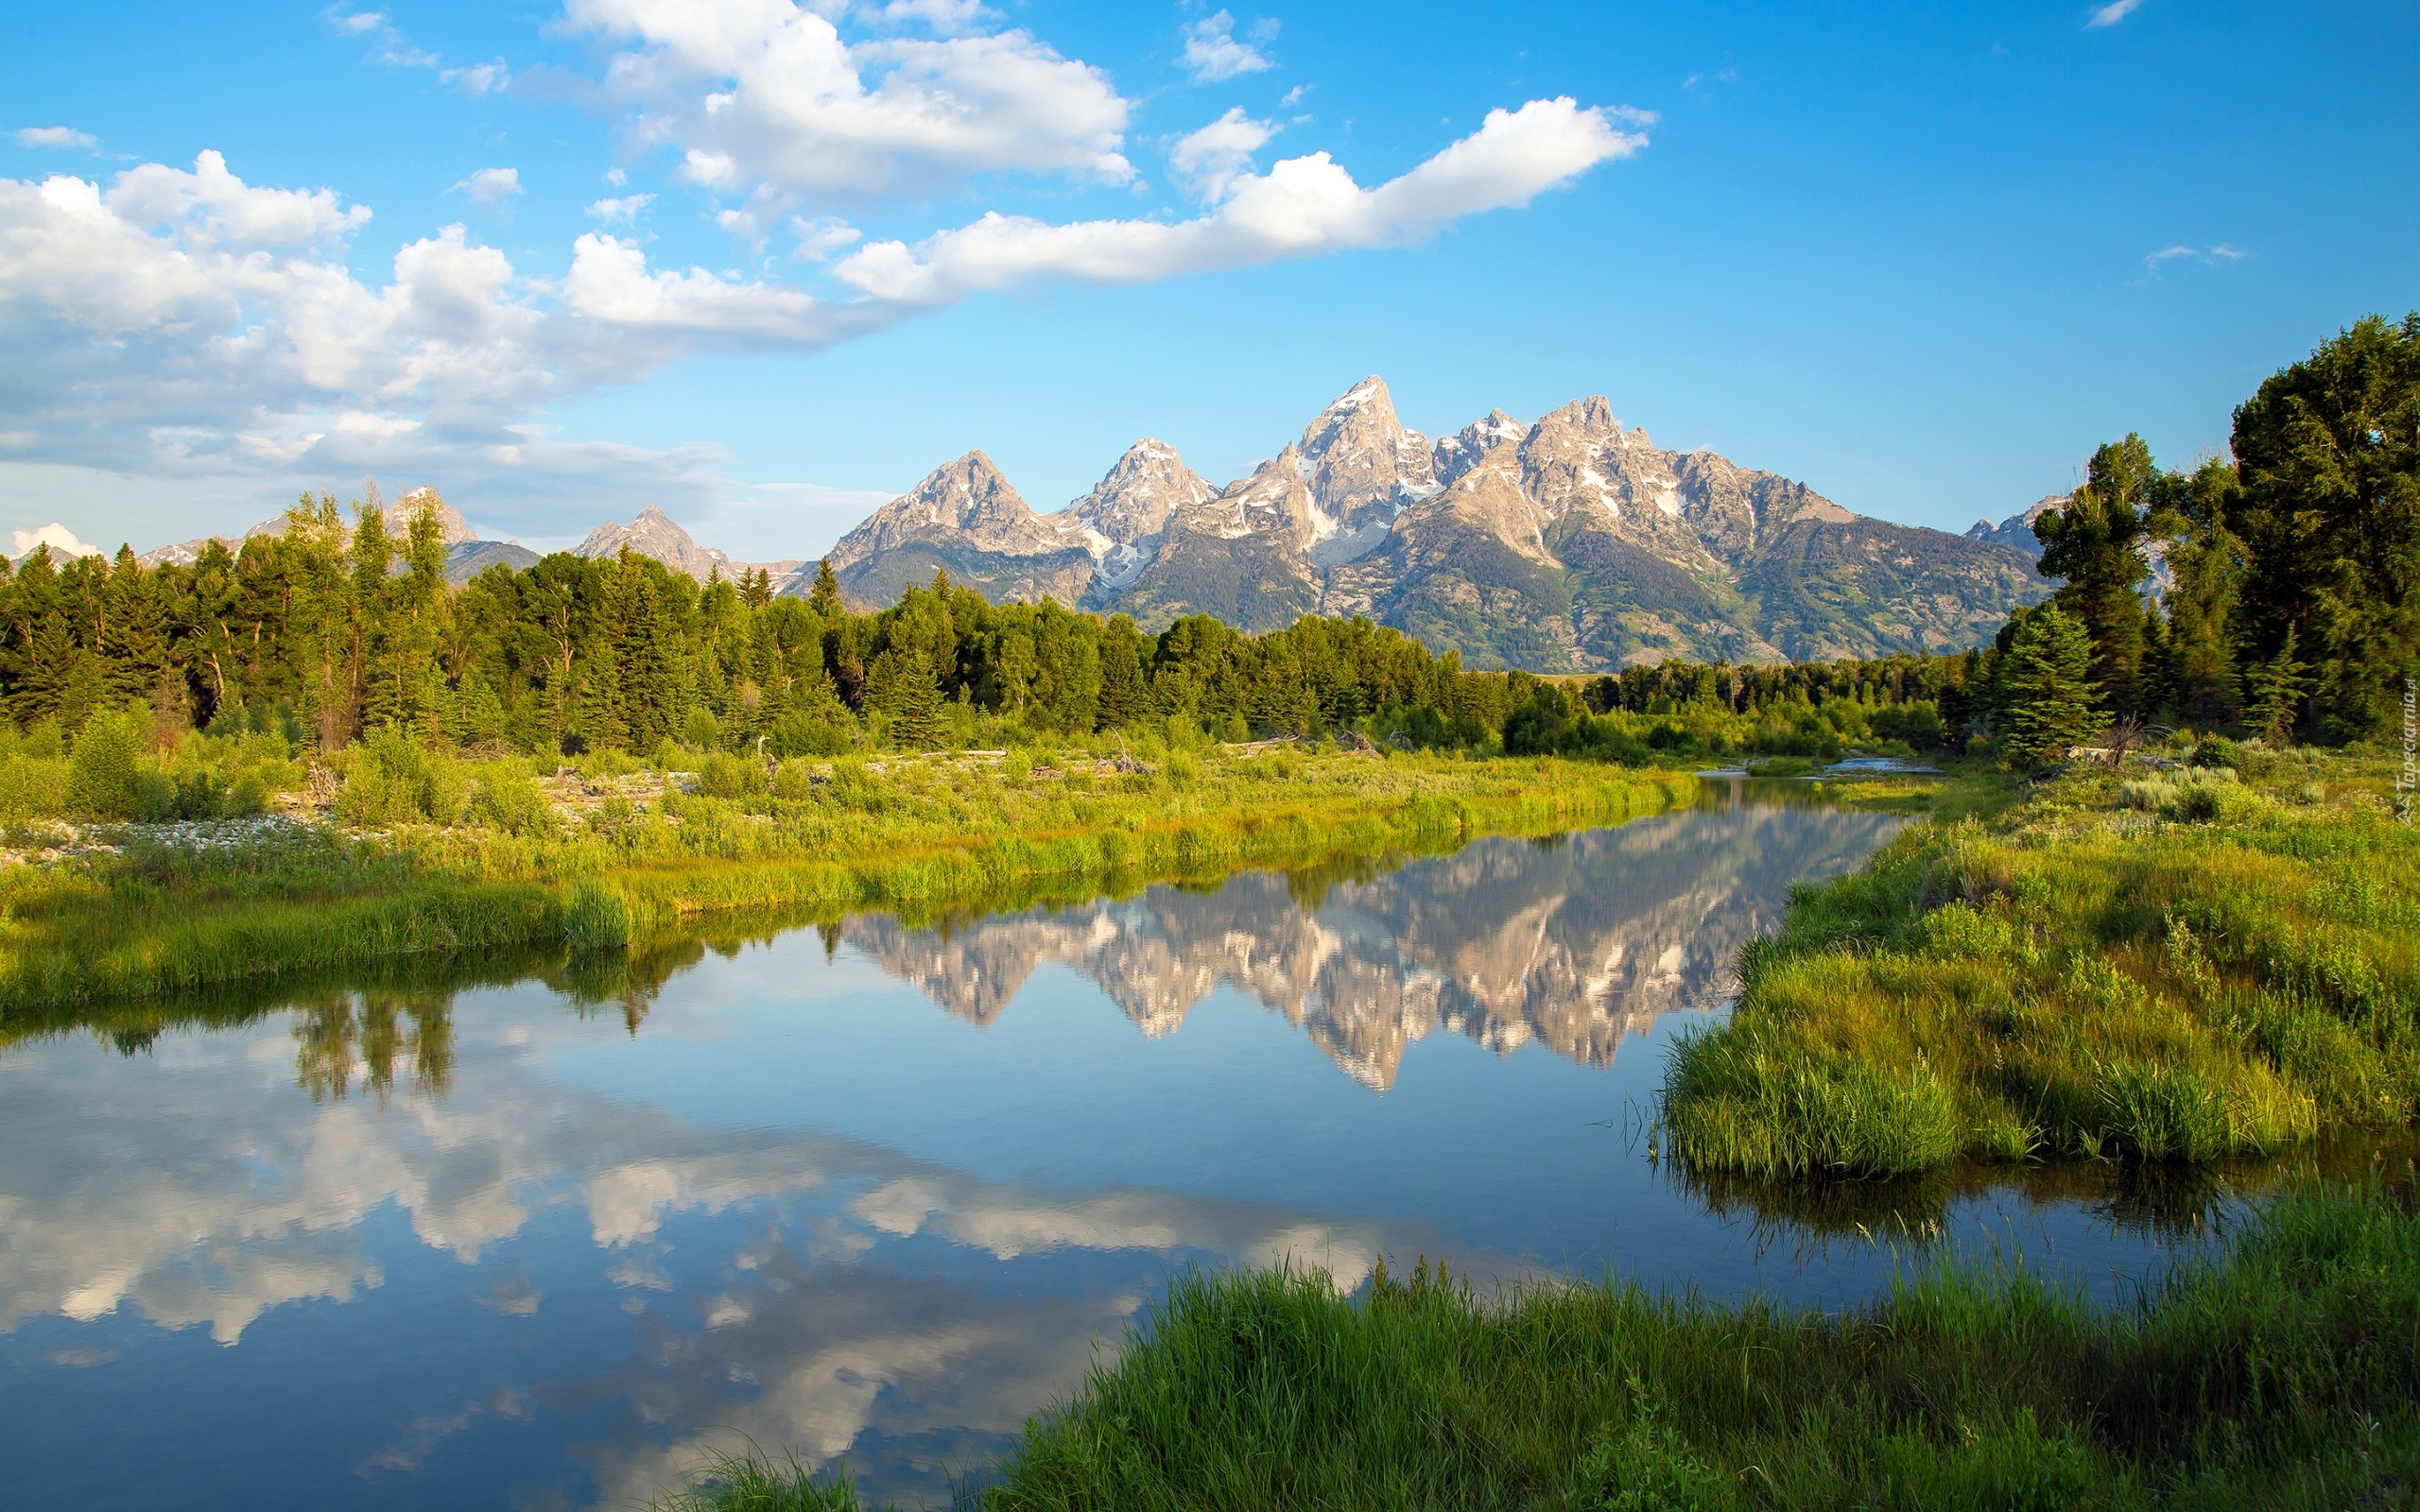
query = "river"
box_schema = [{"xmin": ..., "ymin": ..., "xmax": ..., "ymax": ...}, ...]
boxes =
[{"xmin": 0, "ymin": 781, "xmax": 2246, "ymax": 1509}]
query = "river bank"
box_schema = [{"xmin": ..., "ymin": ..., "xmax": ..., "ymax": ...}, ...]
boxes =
[
  {"xmin": 663, "ymin": 1180, "xmax": 2419, "ymax": 1511},
  {"xmin": 1659, "ymin": 740, "xmax": 2417, "ymax": 1176},
  {"xmin": 0, "ymin": 748, "xmax": 1693, "ymax": 1020}
]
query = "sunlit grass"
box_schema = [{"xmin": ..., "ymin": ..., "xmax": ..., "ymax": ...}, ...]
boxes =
[
  {"xmin": 1661, "ymin": 745, "xmax": 2418, "ymax": 1175},
  {"xmin": 0, "ymin": 749, "xmax": 1693, "ymax": 1015},
  {"xmin": 677, "ymin": 1183, "xmax": 2420, "ymax": 1511}
]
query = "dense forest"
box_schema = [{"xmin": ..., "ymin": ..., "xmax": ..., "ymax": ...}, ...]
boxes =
[{"xmin": 1, "ymin": 315, "xmax": 2411, "ymax": 801}]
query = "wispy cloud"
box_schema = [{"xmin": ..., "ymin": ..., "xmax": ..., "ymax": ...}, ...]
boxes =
[
  {"xmin": 327, "ymin": 6, "xmax": 502, "ymax": 90},
  {"xmin": 15, "ymin": 127, "xmax": 98, "ymax": 150},
  {"xmin": 869, "ymin": 0, "xmax": 993, "ymax": 32},
  {"xmin": 1169, "ymin": 107, "xmax": 1274, "ymax": 201},
  {"xmin": 453, "ymin": 166, "xmax": 523, "ymax": 207},
  {"xmin": 2144, "ymin": 242, "xmax": 2248, "ymax": 274},
  {"xmin": 2087, "ymin": 0, "xmax": 2146, "ymax": 27},
  {"xmin": 789, "ymin": 215, "xmax": 863, "ymax": 262},
  {"xmin": 441, "ymin": 60, "xmax": 510, "ymax": 96},
  {"xmin": 1182, "ymin": 10, "xmax": 1275, "ymax": 83}
]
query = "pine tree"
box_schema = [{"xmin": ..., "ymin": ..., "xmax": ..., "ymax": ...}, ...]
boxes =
[
  {"xmin": 2153, "ymin": 457, "xmax": 2246, "ymax": 727},
  {"xmin": 2232, "ymin": 313, "xmax": 2420, "ymax": 743},
  {"xmin": 2137, "ymin": 597, "xmax": 2176, "ymax": 720},
  {"xmin": 807, "ymin": 558, "xmax": 841, "ymax": 617},
  {"xmin": 887, "ymin": 644, "xmax": 944, "ymax": 748},
  {"xmin": 617, "ymin": 564, "xmax": 682, "ymax": 750},
  {"xmin": 2001, "ymin": 605, "xmax": 2100, "ymax": 769},
  {"xmin": 2242, "ymin": 625, "xmax": 2310, "ymax": 746},
  {"xmin": 2035, "ymin": 436, "xmax": 2154, "ymax": 716},
  {"xmin": 1097, "ymin": 615, "xmax": 1148, "ymax": 730}
]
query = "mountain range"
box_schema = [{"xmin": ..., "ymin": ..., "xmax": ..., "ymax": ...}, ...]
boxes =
[
  {"xmin": 811, "ymin": 377, "xmax": 2050, "ymax": 668},
  {"xmin": 51, "ymin": 378, "xmax": 2060, "ymax": 671}
]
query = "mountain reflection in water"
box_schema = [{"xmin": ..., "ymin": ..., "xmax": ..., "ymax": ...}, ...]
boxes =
[
  {"xmin": 846, "ymin": 788, "xmax": 1905, "ymax": 1087},
  {"xmin": 3, "ymin": 787, "xmax": 2248, "ymax": 1512}
]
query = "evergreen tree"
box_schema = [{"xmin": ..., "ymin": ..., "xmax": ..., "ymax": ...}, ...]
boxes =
[
  {"xmin": 886, "ymin": 644, "xmax": 945, "ymax": 748},
  {"xmin": 2035, "ymin": 436, "xmax": 2154, "ymax": 716},
  {"xmin": 2000, "ymin": 605, "xmax": 2100, "ymax": 769},
  {"xmin": 2242, "ymin": 625, "xmax": 2310, "ymax": 746},
  {"xmin": 1097, "ymin": 615, "xmax": 1148, "ymax": 730},
  {"xmin": 2152, "ymin": 457, "xmax": 2247, "ymax": 727},
  {"xmin": 618, "ymin": 563, "xmax": 683, "ymax": 750},
  {"xmin": 807, "ymin": 558, "xmax": 841, "ymax": 617},
  {"xmin": 2231, "ymin": 313, "xmax": 2420, "ymax": 743},
  {"xmin": 2137, "ymin": 597, "xmax": 2176, "ymax": 720}
]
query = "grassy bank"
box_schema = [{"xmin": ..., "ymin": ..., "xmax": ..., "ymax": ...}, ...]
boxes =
[
  {"xmin": 661, "ymin": 1181, "xmax": 2420, "ymax": 1511},
  {"xmin": 0, "ymin": 748, "xmax": 1693, "ymax": 1019},
  {"xmin": 1659, "ymin": 741, "xmax": 2417, "ymax": 1177}
]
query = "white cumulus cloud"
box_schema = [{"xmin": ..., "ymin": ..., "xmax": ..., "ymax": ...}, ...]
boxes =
[
  {"xmin": 835, "ymin": 96, "xmax": 1644, "ymax": 307},
  {"xmin": 2087, "ymin": 0, "xmax": 2146, "ymax": 26},
  {"xmin": 558, "ymin": 0, "xmax": 1133, "ymax": 202},
  {"xmin": 1180, "ymin": 10, "xmax": 1273, "ymax": 83},
  {"xmin": 10, "ymin": 523, "xmax": 98, "ymax": 560},
  {"xmin": 0, "ymin": 96, "xmax": 1645, "ymax": 550},
  {"xmin": 0, "ymin": 151, "xmax": 863, "ymax": 543}
]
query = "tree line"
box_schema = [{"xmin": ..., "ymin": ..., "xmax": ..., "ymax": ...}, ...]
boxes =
[
  {"xmin": 1, "ymin": 316, "xmax": 2409, "ymax": 772},
  {"xmin": 1986, "ymin": 312, "xmax": 2416, "ymax": 764}
]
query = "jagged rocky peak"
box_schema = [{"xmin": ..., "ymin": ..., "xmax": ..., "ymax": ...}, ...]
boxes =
[
  {"xmin": 1201, "ymin": 444, "xmax": 1319, "ymax": 545},
  {"xmin": 1432, "ymin": 408, "xmax": 1530, "ymax": 490},
  {"xmin": 1967, "ymin": 493, "xmax": 2069, "ymax": 555},
  {"xmin": 830, "ymin": 450, "xmax": 1064, "ymax": 570},
  {"xmin": 394, "ymin": 487, "xmax": 478, "ymax": 545},
  {"xmin": 1050, "ymin": 438, "xmax": 1213, "ymax": 594},
  {"xmin": 1297, "ymin": 377, "xmax": 1437, "ymax": 510},
  {"xmin": 1059, "ymin": 438, "xmax": 1213, "ymax": 550},
  {"xmin": 576, "ymin": 505, "xmax": 713, "ymax": 578},
  {"xmin": 901, "ymin": 451, "xmax": 1033, "ymax": 535},
  {"xmin": 1521, "ymin": 397, "xmax": 1630, "ymax": 523}
]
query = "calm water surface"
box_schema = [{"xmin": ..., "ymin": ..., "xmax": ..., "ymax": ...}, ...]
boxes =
[{"xmin": 0, "ymin": 783, "xmax": 2227, "ymax": 1509}]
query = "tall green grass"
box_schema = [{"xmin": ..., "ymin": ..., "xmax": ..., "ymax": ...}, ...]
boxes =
[
  {"xmin": 670, "ymin": 1183, "xmax": 2420, "ymax": 1511},
  {"xmin": 1660, "ymin": 745, "xmax": 2418, "ymax": 1175}
]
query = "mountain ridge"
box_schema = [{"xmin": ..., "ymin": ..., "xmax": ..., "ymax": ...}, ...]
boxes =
[
  {"xmin": 812, "ymin": 377, "xmax": 2050, "ymax": 667},
  {"xmin": 47, "ymin": 383, "xmax": 2056, "ymax": 669}
]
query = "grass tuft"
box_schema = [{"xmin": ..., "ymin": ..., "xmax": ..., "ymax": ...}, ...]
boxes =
[{"xmin": 678, "ymin": 1184, "xmax": 2420, "ymax": 1512}]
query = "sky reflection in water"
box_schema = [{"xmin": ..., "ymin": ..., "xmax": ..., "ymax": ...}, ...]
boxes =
[{"xmin": 0, "ymin": 785, "xmax": 2227, "ymax": 1510}]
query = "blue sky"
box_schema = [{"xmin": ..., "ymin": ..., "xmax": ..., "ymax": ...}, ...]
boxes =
[{"xmin": 3, "ymin": 1, "xmax": 2412, "ymax": 562}]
